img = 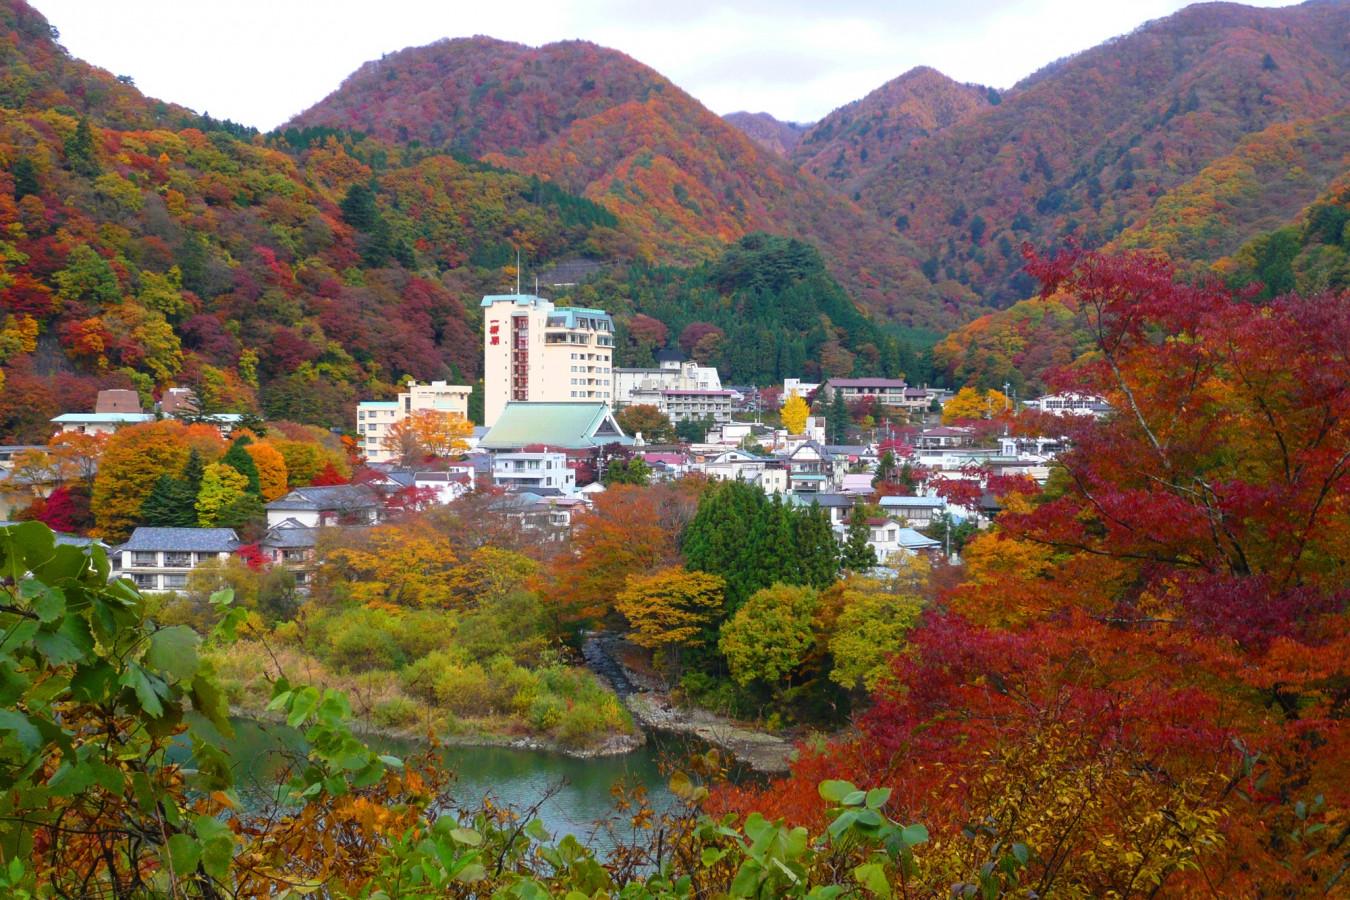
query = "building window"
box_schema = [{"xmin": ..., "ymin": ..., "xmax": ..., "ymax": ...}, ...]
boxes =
[
  {"xmin": 131, "ymin": 573, "xmax": 156, "ymax": 589},
  {"xmin": 163, "ymin": 574, "xmax": 187, "ymax": 589},
  {"xmin": 163, "ymin": 551, "xmax": 192, "ymax": 567},
  {"xmin": 132, "ymin": 551, "xmax": 158, "ymax": 567}
]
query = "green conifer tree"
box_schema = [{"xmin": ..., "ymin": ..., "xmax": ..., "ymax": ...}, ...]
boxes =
[
  {"xmin": 12, "ymin": 157, "xmax": 39, "ymax": 200},
  {"xmin": 63, "ymin": 117, "xmax": 99, "ymax": 176},
  {"xmin": 221, "ymin": 438, "xmax": 261, "ymax": 496},
  {"xmin": 829, "ymin": 388, "xmax": 850, "ymax": 444},
  {"xmin": 841, "ymin": 503, "xmax": 878, "ymax": 571},
  {"xmin": 138, "ymin": 474, "xmax": 198, "ymax": 527},
  {"xmin": 793, "ymin": 501, "xmax": 840, "ymax": 587}
]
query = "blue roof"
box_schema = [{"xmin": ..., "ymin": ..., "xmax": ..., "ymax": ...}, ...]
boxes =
[
  {"xmin": 481, "ymin": 293, "xmax": 543, "ymax": 307},
  {"xmin": 119, "ymin": 527, "xmax": 240, "ymax": 552}
]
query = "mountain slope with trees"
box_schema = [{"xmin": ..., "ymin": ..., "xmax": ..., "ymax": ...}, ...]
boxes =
[
  {"xmin": 841, "ymin": 0, "xmax": 1350, "ymax": 308},
  {"xmin": 289, "ymin": 36, "xmax": 947, "ymax": 327},
  {"xmin": 723, "ymin": 111, "xmax": 810, "ymax": 157}
]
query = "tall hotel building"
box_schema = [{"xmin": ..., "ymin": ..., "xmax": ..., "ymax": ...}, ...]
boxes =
[{"xmin": 481, "ymin": 294, "xmax": 615, "ymax": 427}]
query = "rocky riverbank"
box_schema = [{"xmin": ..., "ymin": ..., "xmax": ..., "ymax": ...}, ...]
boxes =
[{"xmin": 582, "ymin": 631, "xmax": 795, "ymax": 774}]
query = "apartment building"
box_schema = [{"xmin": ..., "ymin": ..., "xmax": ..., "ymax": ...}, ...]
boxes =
[
  {"xmin": 112, "ymin": 527, "xmax": 240, "ymax": 592},
  {"xmin": 481, "ymin": 294, "xmax": 614, "ymax": 427},
  {"xmin": 492, "ymin": 450, "xmax": 577, "ymax": 493},
  {"xmin": 356, "ymin": 380, "xmax": 471, "ymax": 463}
]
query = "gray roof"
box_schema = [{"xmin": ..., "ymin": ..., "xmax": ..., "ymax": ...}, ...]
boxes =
[
  {"xmin": 784, "ymin": 492, "xmax": 854, "ymax": 508},
  {"xmin": 119, "ymin": 527, "xmax": 239, "ymax": 552},
  {"xmin": 261, "ymin": 520, "xmax": 320, "ymax": 549},
  {"xmin": 266, "ymin": 485, "xmax": 380, "ymax": 511}
]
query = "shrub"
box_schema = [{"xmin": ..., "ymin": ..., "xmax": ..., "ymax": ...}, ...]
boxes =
[{"xmin": 372, "ymin": 697, "xmax": 421, "ymax": 729}]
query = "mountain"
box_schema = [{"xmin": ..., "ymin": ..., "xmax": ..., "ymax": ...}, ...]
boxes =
[
  {"xmin": 791, "ymin": 67, "xmax": 994, "ymax": 192},
  {"xmin": 0, "ymin": 2, "xmax": 643, "ymax": 441},
  {"xmin": 723, "ymin": 112, "xmax": 810, "ymax": 157},
  {"xmin": 839, "ymin": 0, "xmax": 1350, "ymax": 307},
  {"xmin": 289, "ymin": 37, "xmax": 945, "ymax": 328}
]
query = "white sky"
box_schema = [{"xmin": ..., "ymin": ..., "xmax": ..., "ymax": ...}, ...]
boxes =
[{"xmin": 33, "ymin": 0, "xmax": 1300, "ymax": 131}]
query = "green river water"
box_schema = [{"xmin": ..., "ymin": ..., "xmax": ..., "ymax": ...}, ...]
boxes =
[{"xmin": 221, "ymin": 718, "xmax": 701, "ymax": 849}]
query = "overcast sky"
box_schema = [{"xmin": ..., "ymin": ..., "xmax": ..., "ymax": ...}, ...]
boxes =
[{"xmin": 34, "ymin": 0, "xmax": 1300, "ymax": 131}]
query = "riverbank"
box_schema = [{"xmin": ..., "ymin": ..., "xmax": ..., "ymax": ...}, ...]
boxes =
[
  {"xmin": 582, "ymin": 631, "xmax": 796, "ymax": 774},
  {"xmin": 210, "ymin": 640, "xmax": 641, "ymax": 760}
]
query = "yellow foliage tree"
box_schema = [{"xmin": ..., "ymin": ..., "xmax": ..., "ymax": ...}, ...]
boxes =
[
  {"xmin": 826, "ymin": 573, "xmax": 926, "ymax": 692},
  {"xmin": 941, "ymin": 386, "xmax": 1010, "ymax": 423},
  {"xmin": 195, "ymin": 462, "xmax": 248, "ymax": 526},
  {"xmin": 781, "ymin": 390, "xmax": 809, "ymax": 435},
  {"xmin": 615, "ymin": 566, "xmax": 725, "ymax": 669},
  {"xmin": 382, "ymin": 411, "xmax": 473, "ymax": 464},
  {"xmin": 244, "ymin": 441, "xmax": 290, "ymax": 501},
  {"xmin": 322, "ymin": 523, "xmax": 458, "ymax": 608}
]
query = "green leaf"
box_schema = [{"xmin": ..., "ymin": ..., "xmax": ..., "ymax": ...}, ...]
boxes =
[
  {"xmin": 450, "ymin": 827, "xmax": 483, "ymax": 847},
  {"xmin": 865, "ymin": 787, "xmax": 892, "ymax": 810},
  {"xmin": 208, "ymin": 589, "xmax": 234, "ymax": 610},
  {"xmin": 818, "ymin": 779, "xmax": 857, "ymax": 803},
  {"xmin": 120, "ymin": 665, "xmax": 165, "ymax": 718},
  {"xmin": 854, "ymin": 862, "xmax": 893, "ymax": 898},
  {"xmin": 190, "ymin": 671, "xmax": 234, "ymax": 737},
  {"xmin": 33, "ymin": 625, "xmax": 83, "ymax": 666},
  {"xmin": 523, "ymin": 819, "xmax": 550, "ymax": 842},
  {"xmin": 194, "ymin": 815, "xmax": 235, "ymax": 880},
  {"xmin": 25, "ymin": 583, "xmax": 65, "ymax": 623},
  {"xmin": 48, "ymin": 761, "xmax": 96, "ymax": 797},
  {"xmin": 165, "ymin": 832, "xmax": 201, "ymax": 875},
  {"xmin": 0, "ymin": 709, "xmax": 41, "ymax": 752},
  {"xmin": 842, "ymin": 790, "xmax": 867, "ymax": 807},
  {"xmin": 146, "ymin": 625, "xmax": 200, "ymax": 681},
  {"xmin": 286, "ymin": 686, "xmax": 319, "ymax": 727},
  {"xmin": 900, "ymin": 824, "xmax": 929, "ymax": 846},
  {"xmin": 701, "ymin": 847, "xmax": 727, "ymax": 866}
]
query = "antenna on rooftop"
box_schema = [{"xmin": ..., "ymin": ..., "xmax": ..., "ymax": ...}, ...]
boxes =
[{"xmin": 515, "ymin": 246, "xmax": 521, "ymax": 295}]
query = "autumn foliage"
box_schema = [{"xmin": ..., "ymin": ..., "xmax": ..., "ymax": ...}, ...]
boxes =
[{"xmin": 717, "ymin": 249, "xmax": 1350, "ymax": 896}]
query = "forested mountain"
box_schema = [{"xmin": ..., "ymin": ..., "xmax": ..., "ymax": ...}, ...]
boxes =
[
  {"xmin": 722, "ymin": 112, "xmax": 810, "ymax": 157},
  {"xmin": 790, "ymin": 67, "xmax": 993, "ymax": 193},
  {"xmin": 844, "ymin": 1, "xmax": 1350, "ymax": 308},
  {"xmin": 932, "ymin": 174, "xmax": 1350, "ymax": 393},
  {"xmin": 289, "ymin": 37, "xmax": 946, "ymax": 327},
  {"xmin": 0, "ymin": 2, "xmax": 642, "ymax": 441}
]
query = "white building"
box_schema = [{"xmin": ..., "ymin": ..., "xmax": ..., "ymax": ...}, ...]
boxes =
[
  {"xmin": 1027, "ymin": 392, "xmax": 1111, "ymax": 417},
  {"xmin": 112, "ymin": 527, "xmax": 239, "ymax": 592},
  {"xmin": 356, "ymin": 380, "xmax": 472, "ymax": 463},
  {"xmin": 482, "ymin": 294, "xmax": 614, "ymax": 427},
  {"xmin": 615, "ymin": 355, "xmax": 722, "ymax": 407},
  {"xmin": 492, "ymin": 450, "xmax": 576, "ymax": 493},
  {"xmin": 783, "ymin": 378, "xmax": 819, "ymax": 399}
]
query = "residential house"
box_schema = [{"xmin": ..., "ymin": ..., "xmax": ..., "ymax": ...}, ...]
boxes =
[
  {"xmin": 112, "ymin": 527, "xmax": 239, "ymax": 592},
  {"xmin": 1027, "ymin": 392, "xmax": 1111, "ymax": 417},
  {"xmin": 915, "ymin": 426, "xmax": 975, "ymax": 450},
  {"xmin": 52, "ymin": 389, "xmax": 153, "ymax": 436},
  {"xmin": 879, "ymin": 495, "xmax": 947, "ymax": 526},
  {"xmin": 820, "ymin": 378, "xmax": 910, "ymax": 406},
  {"xmin": 264, "ymin": 484, "xmax": 383, "ymax": 528},
  {"xmin": 493, "ymin": 451, "xmax": 577, "ymax": 493},
  {"xmin": 783, "ymin": 441, "xmax": 838, "ymax": 493},
  {"xmin": 614, "ymin": 355, "xmax": 722, "ymax": 407},
  {"xmin": 258, "ymin": 518, "xmax": 320, "ymax": 590}
]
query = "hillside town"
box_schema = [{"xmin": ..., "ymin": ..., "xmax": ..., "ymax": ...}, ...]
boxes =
[{"xmin": 2, "ymin": 290, "xmax": 1107, "ymax": 595}]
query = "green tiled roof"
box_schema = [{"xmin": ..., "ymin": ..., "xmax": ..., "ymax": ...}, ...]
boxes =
[{"xmin": 481, "ymin": 403, "xmax": 631, "ymax": 450}]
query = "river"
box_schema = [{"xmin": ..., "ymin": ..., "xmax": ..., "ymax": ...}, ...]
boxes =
[{"xmin": 221, "ymin": 718, "xmax": 706, "ymax": 849}]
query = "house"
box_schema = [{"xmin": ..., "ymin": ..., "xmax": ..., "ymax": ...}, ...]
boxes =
[
  {"xmin": 112, "ymin": 527, "xmax": 239, "ymax": 592},
  {"xmin": 1027, "ymin": 392, "xmax": 1112, "ymax": 417},
  {"xmin": 492, "ymin": 450, "xmax": 576, "ymax": 493},
  {"xmin": 879, "ymin": 495, "xmax": 947, "ymax": 526},
  {"xmin": 784, "ymin": 441, "xmax": 838, "ymax": 493},
  {"xmin": 702, "ymin": 448, "xmax": 770, "ymax": 483},
  {"xmin": 264, "ymin": 484, "xmax": 383, "ymax": 528},
  {"xmin": 258, "ymin": 518, "xmax": 320, "ymax": 590},
  {"xmin": 820, "ymin": 378, "xmax": 910, "ymax": 406},
  {"xmin": 783, "ymin": 377, "xmax": 819, "ymax": 399},
  {"xmin": 784, "ymin": 492, "xmax": 856, "ymax": 527},
  {"xmin": 839, "ymin": 473, "xmax": 876, "ymax": 495},
  {"xmin": 915, "ymin": 426, "xmax": 975, "ymax": 450},
  {"xmin": 651, "ymin": 388, "xmax": 734, "ymax": 424},
  {"xmin": 489, "ymin": 491, "xmax": 586, "ymax": 540}
]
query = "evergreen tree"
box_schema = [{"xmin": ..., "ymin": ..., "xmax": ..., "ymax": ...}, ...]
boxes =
[
  {"xmin": 793, "ymin": 501, "xmax": 839, "ymax": 588},
  {"xmin": 181, "ymin": 449, "xmax": 205, "ymax": 493},
  {"xmin": 683, "ymin": 480, "xmax": 767, "ymax": 610},
  {"xmin": 63, "ymin": 117, "xmax": 99, "ymax": 176},
  {"xmin": 829, "ymin": 388, "xmax": 850, "ymax": 444},
  {"xmin": 221, "ymin": 438, "xmax": 261, "ymax": 496},
  {"xmin": 841, "ymin": 503, "xmax": 878, "ymax": 571},
  {"xmin": 12, "ymin": 157, "xmax": 39, "ymax": 200},
  {"xmin": 138, "ymin": 475, "xmax": 197, "ymax": 527}
]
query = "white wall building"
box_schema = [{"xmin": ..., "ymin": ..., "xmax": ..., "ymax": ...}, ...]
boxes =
[
  {"xmin": 357, "ymin": 380, "xmax": 472, "ymax": 463},
  {"xmin": 492, "ymin": 450, "xmax": 576, "ymax": 493},
  {"xmin": 482, "ymin": 294, "xmax": 614, "ymax": 427},
  {"xmin": 1027, "ymin": 392, "xmax": 1111, "ymax": 417},
  {"xmin": 615, "ymin": 358, "xmax": 722, "ymax": 406}
]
